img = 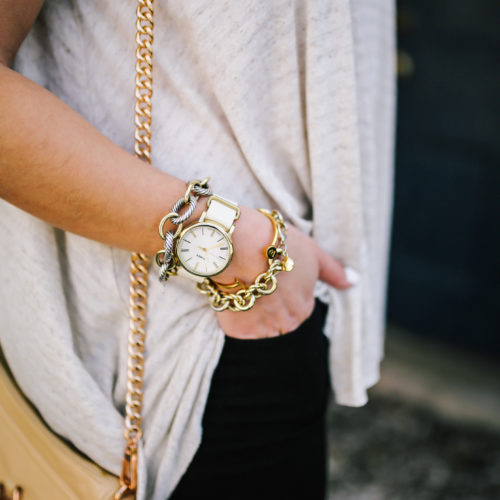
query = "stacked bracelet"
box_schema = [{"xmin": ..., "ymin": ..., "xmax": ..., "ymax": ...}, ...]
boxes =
[{"xmin": 155, "ymin": 180, "xmax": 294, "ymax": 311}]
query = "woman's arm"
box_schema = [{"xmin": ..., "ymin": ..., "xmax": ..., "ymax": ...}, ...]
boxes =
[
  {"xmin": 0, "ymin": 1, "xmax": 350, "ymax": 338},
  {"xmin": 0, "ymin": 63, "xmax": 203, "ymax": 256},
  {"xmin": 0, "ymin": 2, "xmax": 218, "ymax": 257}
]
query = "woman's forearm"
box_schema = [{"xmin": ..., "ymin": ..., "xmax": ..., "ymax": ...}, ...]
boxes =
[{"xmin": 0, "ymin": 64, "xmax": 203, "ymax": 256}]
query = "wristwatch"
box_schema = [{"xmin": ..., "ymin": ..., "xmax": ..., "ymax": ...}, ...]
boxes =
[{"xmin": 175, "ymin": 195, "xmax": 240, "ymax": 282}]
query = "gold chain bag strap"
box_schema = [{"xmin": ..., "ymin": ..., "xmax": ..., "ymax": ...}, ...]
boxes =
[
  {"xmin": 115, "ymin": 1, "xmax": 155, "ymax": 498},
  {"xmin": 0, "ymin": 2, "xmax": 153, "ymax": 500}
]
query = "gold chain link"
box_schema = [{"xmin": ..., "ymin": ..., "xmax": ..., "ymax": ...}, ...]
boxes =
[
  {"xmin": 115, "ymin": 1, "xmax": 154, "ymax": 498},
  {"xmin": 197, "ymin": 260, "xmax": 283, "ymax": 311}
]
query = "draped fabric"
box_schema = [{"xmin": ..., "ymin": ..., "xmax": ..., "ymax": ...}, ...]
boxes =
[{"xmin": 0, "ymin": 1, "xmax": 395, "ymax": 498}]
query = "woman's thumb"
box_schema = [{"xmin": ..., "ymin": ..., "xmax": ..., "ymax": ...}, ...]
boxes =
[{"xmin": 316, "ymin": 246, "xmax": 357, "ymax": 289}]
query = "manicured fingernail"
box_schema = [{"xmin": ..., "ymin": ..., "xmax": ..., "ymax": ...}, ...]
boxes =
[{"xmin": 344, "ymin": 266, "xmax": 360, "ymax": 285}]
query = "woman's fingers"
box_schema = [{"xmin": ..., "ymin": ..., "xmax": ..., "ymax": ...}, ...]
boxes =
[{"xmin": 315, "ymin": 244, "xmax": 352, "ymax": 289}]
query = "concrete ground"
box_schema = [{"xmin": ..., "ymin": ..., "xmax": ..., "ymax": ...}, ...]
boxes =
[{"xmin": 326, "ymin": 326, "xmax": 500, "ymax": 500}]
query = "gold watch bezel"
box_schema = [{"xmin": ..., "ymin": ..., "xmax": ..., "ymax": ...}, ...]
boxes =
[{"xmin": 176, "ymin": 222, "xmax": 234, "ymax": 278}]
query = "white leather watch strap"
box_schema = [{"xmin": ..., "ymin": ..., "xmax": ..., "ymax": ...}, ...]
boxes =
[
  {"xmin": 177, "ymin": 266, "xmax": 206, "ymax": 283},
  {"xmin": 204, "ymin": 196, "xmax": 240, "ymax": 231}
]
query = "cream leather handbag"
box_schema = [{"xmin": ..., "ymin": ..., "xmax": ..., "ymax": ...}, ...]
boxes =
[
  {"xmin": 0, "ymin": 355, "xmax": 119, "ymax": 500},
  {"xmin": 0, "ymin": 1, "xmax": 155, "ymax": 499}
]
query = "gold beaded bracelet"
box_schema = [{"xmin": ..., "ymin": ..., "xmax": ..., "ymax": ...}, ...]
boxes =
[{"xmin": 196, "ymin": 209, "xmax": 294, "ymax": 312}]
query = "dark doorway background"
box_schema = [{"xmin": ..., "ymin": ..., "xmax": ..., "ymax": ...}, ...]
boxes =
[{"xmin": 387, "ymin": 0, "xmax": 500, "ymax": 357}]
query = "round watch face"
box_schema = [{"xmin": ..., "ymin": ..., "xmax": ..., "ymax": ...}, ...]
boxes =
[{"xmin": 176, "ymin": 223, "xmax": 233, "ymax": 277}]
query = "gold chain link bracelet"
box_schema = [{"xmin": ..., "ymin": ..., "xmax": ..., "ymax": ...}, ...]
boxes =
[{"xmin": 197, "ymin": 209, "xmax": 294, "ymax": 312}]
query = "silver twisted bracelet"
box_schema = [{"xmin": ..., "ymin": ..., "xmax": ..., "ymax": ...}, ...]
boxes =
[{"xmin": 155, "ymin": 178, "xmax": 212, "ymax": 282}]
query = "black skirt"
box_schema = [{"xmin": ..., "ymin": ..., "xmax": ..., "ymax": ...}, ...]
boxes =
[{"xmin": 170, "ymin": 299, "xmax": 330, "ymax": 500}]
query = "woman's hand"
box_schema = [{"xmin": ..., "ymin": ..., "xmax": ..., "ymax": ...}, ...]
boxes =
[{"xmin": 214, "ymin": 207, "xmax": 352, "ymax": 339}]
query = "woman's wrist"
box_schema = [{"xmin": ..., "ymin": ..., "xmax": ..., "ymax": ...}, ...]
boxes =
[{"xmin": 213, "ymin": 206, "xmax": 275, "ymax": 286}]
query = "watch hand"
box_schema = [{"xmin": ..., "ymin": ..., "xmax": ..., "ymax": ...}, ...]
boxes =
[
  {"xmin": 200, "ymin": 247, "xmax": 214, "ymax": 259},
  {"xmin": 203, "ymin": 248, "xmax": 222, "ymax": 260},
  {"xmin": 206, "ymin": 243, "xmax": 225, "ymax": 251}
]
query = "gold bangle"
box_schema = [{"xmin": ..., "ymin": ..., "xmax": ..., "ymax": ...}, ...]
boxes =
[
  {"xmin": 211, "ymin": 278, "xmax": 246, "ymax": 290},
  {"xmin": 258, "ymin": 208, "xmax": 291, "ymax": 262}
]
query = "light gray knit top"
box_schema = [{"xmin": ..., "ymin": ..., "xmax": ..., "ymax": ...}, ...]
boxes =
[{"xmin": 0, "ymin": 1, "xmax": 395, "ymax": 498}]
